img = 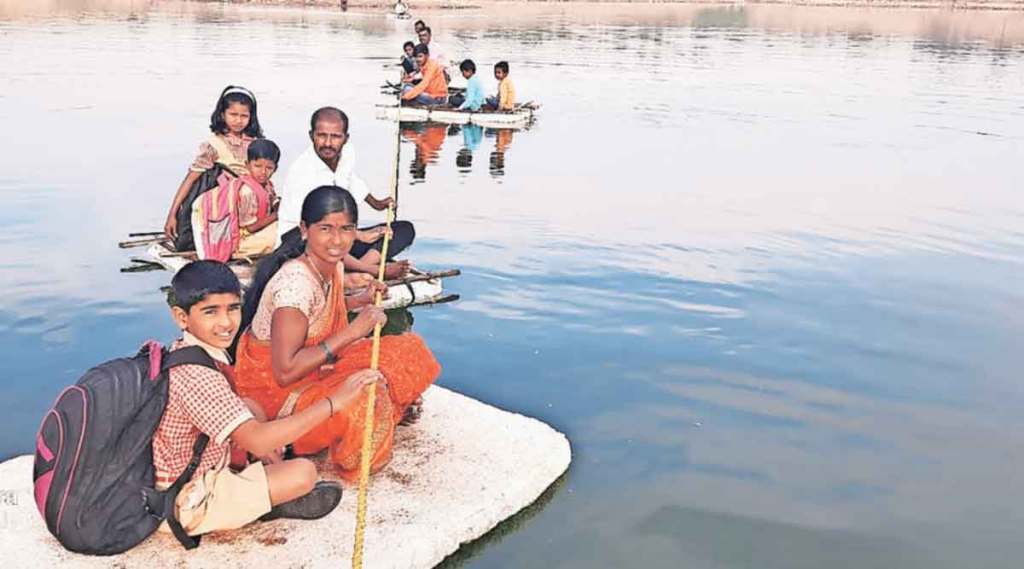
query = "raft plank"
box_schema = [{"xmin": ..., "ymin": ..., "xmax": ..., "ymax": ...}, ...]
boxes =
[
  {"xmin": 139, "ymin": 242, "xmax": 453, "ymax": 310},
  {"xmin": 376, "ymin": 104, "xmax": 536, "ymax": 129},
  {"xmin": 0, "ymin": 386, "xmax": 571, "ymax": 568}
]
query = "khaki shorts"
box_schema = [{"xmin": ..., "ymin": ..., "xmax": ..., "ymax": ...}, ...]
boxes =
[
  {"xmin": 236, "ymin": 222, "xmax": 278, "ymax": 258},
  {"xmin": 159, "ymin": 462, "xmax": 273, "ymax": 536}
]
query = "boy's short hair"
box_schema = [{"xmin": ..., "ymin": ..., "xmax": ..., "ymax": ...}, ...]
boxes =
[
  {"xmin": 168, "ymin": 260, "xmax": 241, "ymax": 312},
  {"xmin": 459, "ymin": 59, "xmax": 476, "ymax": 73},
  {"xmin": 419, "ymin": 26, "xmax": 432, "ymax": 36},
  {"xmin": 403, "ymin": 40, "xmax": 415, "ymax": 50},
  {"xmin": 414, "ymin": 19, "xmax": 426, "ymax": 28},
  {"xmin": 494, "ymin": 61, "xmax": 509, "ymax": 74},
  {"xmin": 247, "ymin": 138, "xmax": 280, "ymax": 164},
  {"xmin": 413, "ymin": 43, "xmax": 429, "ymax": 56}
]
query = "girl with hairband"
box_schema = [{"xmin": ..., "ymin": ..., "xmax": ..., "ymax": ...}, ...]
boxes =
[{"xmin": 164, "ymin": 85, "xmax": 265, "ymax": 241}]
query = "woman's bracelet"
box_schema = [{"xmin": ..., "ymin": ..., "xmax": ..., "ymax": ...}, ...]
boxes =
[
  {"xmin": 325, "ymin": 397, "xmax": 334, "ymax": 417},
  {"xmin": 320, "ymin": 340, "xmax": 339, "ymax": 364}
]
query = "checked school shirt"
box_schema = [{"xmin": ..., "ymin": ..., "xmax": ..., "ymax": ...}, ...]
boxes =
[{"xmin": 151, "ymin": 334, "xmax": 253, "ymax": 488}]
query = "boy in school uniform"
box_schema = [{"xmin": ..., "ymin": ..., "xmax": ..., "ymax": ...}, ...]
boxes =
[
  {"xmin": 152, "ymin": 260, "xmax": 384, "ymax": 536},
  {"xmin": 485, "ymin": 61, "xmax": 515, "ymax": 111}
]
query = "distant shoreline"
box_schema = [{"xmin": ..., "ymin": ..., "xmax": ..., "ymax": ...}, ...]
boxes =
[
  {"xmin": 210, "ymin": 0, "xmax": 1024, "ymax": 12},
  {"xmin": 4, "ymin": 1, "xmax": 1020, "ymax": 46}
]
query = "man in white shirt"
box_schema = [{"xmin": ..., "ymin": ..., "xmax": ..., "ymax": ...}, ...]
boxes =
[
  {"xmin": 278, "ymin": 107, "xmax": 413, "ymax": 277},
  {"xmin": 417, "ymin": 26, "xmax": 451, "ymax": 73}
]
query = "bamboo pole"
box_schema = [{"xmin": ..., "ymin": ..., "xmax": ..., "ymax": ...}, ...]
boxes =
[{"xmin": 352, "ymin": 87, "xmax": 404, "ymax": 569}]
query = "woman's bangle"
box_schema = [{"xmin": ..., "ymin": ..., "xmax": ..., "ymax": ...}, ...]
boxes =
[
  {"xmin": 320, "ymin": 340, "xmax": 338, "ymax": 364},
  {"xmin": 325, "ymin": 397, "xmax": 334, "ymax": 417}
]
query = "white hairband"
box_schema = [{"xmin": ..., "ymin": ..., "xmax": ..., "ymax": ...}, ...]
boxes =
[{"xmin": 223, "ymin": 86, "xmax": 255, "ymax": 100}]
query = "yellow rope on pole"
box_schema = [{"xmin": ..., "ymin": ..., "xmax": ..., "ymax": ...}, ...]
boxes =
[{"xmin": 352, "ymin": 90, "xmax": 403, "ymax": 569}]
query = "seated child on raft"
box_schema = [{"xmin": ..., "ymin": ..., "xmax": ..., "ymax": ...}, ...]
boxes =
[
  {"xmin": 165, "ymin": 85, "xmax": 263, "ymax": 241},
  {"xmin": 401, "ymin": 40, "xmax": 420, "ymax": 81},
  {"xmin": 447, "ymin": 59, "xmax": 485, "ymax": 112},
  {"xmin": 234, "ymin": 139, "xmax": 281, "ymax": 258},
  {"xmin": 192, "ymin": 139, "xmax": 283, "ymax": 262},
  {"xmin": 152, "ymin": 260, "xmax": 385, "ymax": 536},
  {"xmin": 485, "ymin": 61, "xmax": 515, "ymax": 111}
]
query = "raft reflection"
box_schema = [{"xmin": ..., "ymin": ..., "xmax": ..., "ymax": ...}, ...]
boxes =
[{"xmin": 400, "ymin": 122, "xmax": 525, "ymax": 181}]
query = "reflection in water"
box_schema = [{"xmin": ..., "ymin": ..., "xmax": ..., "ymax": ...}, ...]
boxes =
[
  {"xmin": 488, "ymin": 128, "xmax": 514, "ymax": 177},
  {"xmin": 402, "ymin": 122, "xmax": 447, "ymax": 182},
  {"xmin": 401, "ymin": 122, "xmax": 523, "ymax": 180},
  {"xmin": 456, "ymin": 124, "xmax": 482, "ymax": 172}
]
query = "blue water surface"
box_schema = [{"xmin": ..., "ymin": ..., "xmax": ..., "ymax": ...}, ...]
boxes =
[{"xmin": 1, "ymin": 3, "xmax": 1022, "ymax": 567}]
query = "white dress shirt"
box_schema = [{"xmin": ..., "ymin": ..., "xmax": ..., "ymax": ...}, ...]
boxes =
[
  {"xmin": 427, "ymin": 40, "xmax": 451, "ymax": 69},
  {"xmin": 277, "ymin": 144, "xmax": 371, "ymax": 241}
]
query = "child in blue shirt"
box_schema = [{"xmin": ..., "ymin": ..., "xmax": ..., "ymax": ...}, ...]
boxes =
[{"xmin": 456, "ymin": 59, "xmax": 485, "ymax": 111}]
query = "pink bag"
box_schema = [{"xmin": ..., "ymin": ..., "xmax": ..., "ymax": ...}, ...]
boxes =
[{"xmin": 192, "ymin": 171, "xmax": 240, "ymax": 262}]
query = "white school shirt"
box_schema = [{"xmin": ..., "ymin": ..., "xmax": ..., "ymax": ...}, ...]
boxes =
[{"xmin": 277, "ymin": 144, "xmax": 371, "ymax": 241}]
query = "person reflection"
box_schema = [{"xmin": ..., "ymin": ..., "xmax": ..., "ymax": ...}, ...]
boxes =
[
  {"xmin": 455, "ymin": 124, "xmax": 482, "ymax": 172},
  {"xmin": 380, "ymin": 307, "xmax": 415, "ymax": 336},
  {"xmin": 401, "ymin": 122, "xmax": 447, "ymax": 181},
  {"xmin": 488, "ymin": 128, "xmax": 514, "ymax": 177}
]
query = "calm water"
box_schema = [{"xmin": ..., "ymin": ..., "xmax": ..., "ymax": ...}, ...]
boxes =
[{"xmin": 2, "ymin": 2, "xmax": 1023, "ymax": 567}]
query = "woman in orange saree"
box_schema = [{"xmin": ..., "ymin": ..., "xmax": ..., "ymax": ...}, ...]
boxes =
[{"xmin": 233, "ymin": 185, "xmax": 440, "ymax": 482}]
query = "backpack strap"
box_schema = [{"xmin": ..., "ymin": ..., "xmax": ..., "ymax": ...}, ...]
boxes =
[
  {"xmin": 156, "ymin": 345, "xmax": 218, "ymax": 549},
  {"xmin": 162, "ymin": 345, "xmax": 218, "ymax": 372},
  {"xmin": 162, "ymin": 433, "xmax": 209, "ymax": 550}
]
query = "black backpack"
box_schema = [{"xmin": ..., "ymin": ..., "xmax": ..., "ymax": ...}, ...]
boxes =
[
  {"xmin": 173, "ymin": 163, "xmax": 237, "ymax": 252},
  {"xmin": 33, "ymin": 341, "xmax": 218, "ymax": 555}
]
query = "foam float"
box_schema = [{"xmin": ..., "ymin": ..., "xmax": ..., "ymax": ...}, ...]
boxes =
[{"xmin": 0, "ymin": 386, "xmax": 571, "ymax": 568}]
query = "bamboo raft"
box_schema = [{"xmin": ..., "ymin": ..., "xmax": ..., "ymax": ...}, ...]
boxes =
[
  {"xmin": 377, "ymin": 80, "xmax": 538, "ymax": 129},
  {"xmin": 120, "ymin": 236, "xmax": 459, "ymax": 310},
  {"xmin": 375, "ymin": 103, "xmax": 537, "ymax": 129}
]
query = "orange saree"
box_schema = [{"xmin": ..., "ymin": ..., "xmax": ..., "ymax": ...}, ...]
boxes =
[{"xmin": 233, "ymin": 265, "xmax": 440, "ymax": 482}]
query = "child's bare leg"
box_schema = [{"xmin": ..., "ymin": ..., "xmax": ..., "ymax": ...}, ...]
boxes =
[{"xmin": 264, "ymin": 458, "xmax": 317, "ymax": 506}]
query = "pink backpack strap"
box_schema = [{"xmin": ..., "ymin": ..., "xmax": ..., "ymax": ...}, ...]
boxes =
[
  {"xmin": 237, "ymin": 174, "xmax": 272, "ymax": 221},
  {"xmin": 143, "ymin": 340, "xmax": 163, "ymax": 380}
]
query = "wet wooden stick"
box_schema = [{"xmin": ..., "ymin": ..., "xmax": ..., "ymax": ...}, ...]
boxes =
[
  {"xmin": 118, "ymin": 236, "xmax": 169, "ymax": 248},
  {"xmin": 383, "ymin": 268, "xmax": 461, "ymax": 286}
]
